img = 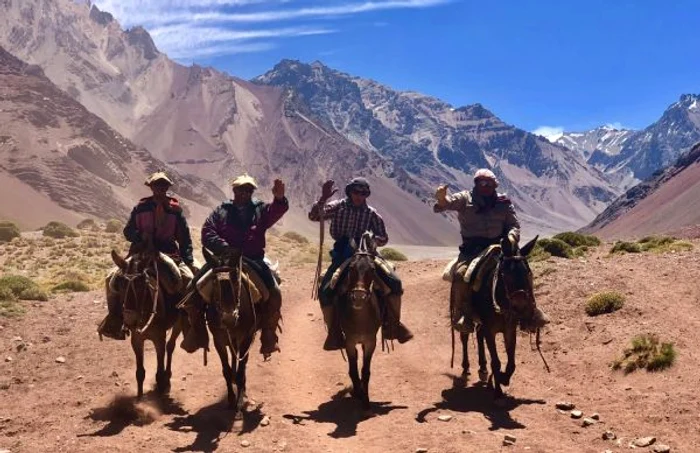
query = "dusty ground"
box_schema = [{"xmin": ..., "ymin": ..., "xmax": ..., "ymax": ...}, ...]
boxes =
[{"xmin": 1, "ymin": 242, "xmax": 699, "ymax": 452}]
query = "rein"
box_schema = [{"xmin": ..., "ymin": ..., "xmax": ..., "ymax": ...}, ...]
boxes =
[{"xmin": 120, "ymin": 258, "xmax": 161, "ymax": 335}]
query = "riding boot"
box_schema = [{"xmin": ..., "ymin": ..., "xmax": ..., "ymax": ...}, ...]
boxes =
[
  {"xmin": 451, "ymin": 281, "xmax": 473, "ymax": 333},
  {"xmin": 180, "ymin": 300, "xmax": 208, "ymax": 353},
  {"xmin": 382, "ymin": 294, "xmax": 413, "ymax": 343},
  {"xmin": 97, "ymin": 274, "xmax": 126, "ymax": 340},
  {"xmin": 321, "ymin": 304, "xmax": 345, "ymax": 351},
  {"xmin": 260, "ymin": 288, "xmax": 282, "ymax": 358}
]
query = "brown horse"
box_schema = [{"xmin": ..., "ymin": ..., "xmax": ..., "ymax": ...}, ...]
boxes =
[
  {"xmin": 200, "ymin": 248, "xmax": 260, "ymax": 415},
  {"xmin": 108, "ymin": 250, "xmax": 186, "ymax": 398},
  {"xmin": 334, "ymin": 231, "xmax": 383, "ymax": 411},
  {"xmin": 456, "ymin": 236, "xmax": 539, "ymax": 398}
]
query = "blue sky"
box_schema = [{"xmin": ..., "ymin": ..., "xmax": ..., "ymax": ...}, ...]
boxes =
[{"xmin": 94, "ymin": 0, "xmax": 700, "ymax": 136}]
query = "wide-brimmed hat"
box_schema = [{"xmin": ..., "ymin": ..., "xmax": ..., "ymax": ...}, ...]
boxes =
[
  {"xmin": 473, "ymin": 168, "xmax": 499, "ymax": 187},
  {"xmin": 145, "ymin": 171, "xmax": 173, "ymax": 186},
  {"xmin": 345, "ymin": 177, "xmax": 371, "ymax": 197},
  {"xmin": 230, "ymin": 174, "xmax": 258, "ymax": 190}
]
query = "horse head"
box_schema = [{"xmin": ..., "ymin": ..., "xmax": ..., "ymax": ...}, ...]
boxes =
[
  {"xmin": 497, "ymin": 235, "xmax": 538, "ymax": 320},
  {"xmin": 110, "ymin": 250, "xmax": 161, "ymax": 332},
  {"xmin": 342, "ymin": 231, "xmax": 381, "ymax": 311},
  {"xmin": 203, "ymin": 247, "xmax": 244, "ymax": 325}
]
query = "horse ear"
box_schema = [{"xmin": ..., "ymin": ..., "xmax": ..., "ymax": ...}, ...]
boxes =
[
  {"xmin": 500, "ymin": 237, "xmax": 513, "ymax": 256},
  {"xmin": 111, "ymin": 249, "xmax": 128, "ymax": 270},
  {"xmin": 520, "ymin": 235, "xmax": 539, "ymax": 257}
]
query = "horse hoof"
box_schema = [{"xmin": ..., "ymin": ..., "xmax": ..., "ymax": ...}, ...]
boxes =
[
  {"xmin": 478, "ymin": 369, "xmax": 489, "ymax": 383},
  {"xmin": 454, "ymin": 374, "xmax": 468, "ymax": 388}
]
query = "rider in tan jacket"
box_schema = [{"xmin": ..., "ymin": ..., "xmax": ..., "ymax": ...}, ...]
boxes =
[{"xmin": 434, "ymin": 168, "xmax": 549, "ymax": 332}]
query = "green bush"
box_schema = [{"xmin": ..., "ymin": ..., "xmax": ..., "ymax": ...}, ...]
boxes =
[
  {"xmin": 105, "ymin": 219, "xmax": 124, "ymax": 233},
  {"xmin": 379, "ymin": 247, "xmax": 408, "ymax": 261},
  {"xmin": 282, "ymin": 231, "xmax": 309, "ymax": 244},
  {"xmin": 0, "ymin": 221, "xmax": 21, "ymax": 243},
  {"xmin": 0, "ymin": 299, "xmax": 25, "ymax": 317},
  {"xmin": 553, "ymin": 232, "xmax": 601, "ymax": 247},
  {"xmin": 53, "ymin": 280, "xmax": 91, "ymax": 292},
  {"xmin": 585, "ymin": 291, "xmax": 624, "ymax": 316},
  {"xmin": 612, "ymin": 334, "xmax": 676, "ymax": 374},
  {"xmin": 43, "ymin": 221, "xmax": 79, "ymax": 239},
  {"xmin": 610, "ymin": 241, "xmax": 641, "ymax": 254},
  {"xmin": 537, "ymin": 238, "xmax": 573, "ymax": 258},
  {"xmin": 0, "ymin": 275, "xmax": 47, "ymax": 301},
  {"xmin": 76, "ymin": 218, "xmax": 97, "ymax": 230}
]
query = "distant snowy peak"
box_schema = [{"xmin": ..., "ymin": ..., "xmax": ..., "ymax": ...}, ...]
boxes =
[{"xmin": 557, "ymin": 126, "xmax": 635, "ymax": 160}]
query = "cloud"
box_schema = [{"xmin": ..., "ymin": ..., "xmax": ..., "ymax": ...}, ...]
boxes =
[
  {"xmin": 532, "ymin": 126, "xmax": 564, "ymax": 143},
  {"xmin": 93, "ymin": 0, "xmax": 452, "ymax": 58},
  {"xmin": 604, "ymin": 122, "xmax": 629, "ymax": 130}
]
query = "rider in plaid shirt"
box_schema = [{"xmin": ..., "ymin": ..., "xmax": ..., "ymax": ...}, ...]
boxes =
[{"xmin": 309, "ymin": 177, "xmax": 413, "ymax": 350}]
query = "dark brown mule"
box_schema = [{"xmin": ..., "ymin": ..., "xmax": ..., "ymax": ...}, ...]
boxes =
[
  {"xmin": 109, "ymin": 250, "xmax": 186, "ymax": 398},
  {"xmin": 201, "ymin": 248, "xmax": 260, "ymax": 415},
  {"xmin": 334, "ymin": 231, "xmax": 383, "ymax": 411},
  {"xmin": 456, "ymin": 236, "xmax": 538, "ymax": 398}
]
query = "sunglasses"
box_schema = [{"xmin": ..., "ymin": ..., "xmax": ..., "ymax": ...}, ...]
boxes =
[
  {"xmin": 475, "ymin": 180, "xmax": 495, "ymax": 187},
  {"xmin": 235, "ymin": 186, "xmax": 255, "ymax": 194},
  {"xmin": 352, "ymin": 190, "xmax": 370, "ymax": 196}
]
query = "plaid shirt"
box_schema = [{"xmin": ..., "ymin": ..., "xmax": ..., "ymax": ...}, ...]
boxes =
[{"xmin": 309, "ymin": 198, "xmax": 388, "ymax": 246}]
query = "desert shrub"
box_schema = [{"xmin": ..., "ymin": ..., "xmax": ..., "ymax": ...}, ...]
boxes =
[
  {"xmin": 105, "ymin": 219, "xmax": 124, "ymax": 233},
  {"xmin": 379, "ymin": 247, "xmax": 408, "ymax": 261},
  {"xmin": 610, "ymin": 241, "xmax": 641, "ymax": 254},
  {"xmin": 77, "ymin": 218, "xmax": 97, "ymax": 230},
  {"xmin": 612, "ymin": 334, "xmax": 676, "ymax": 373},
  {"xmin": 666, "ymin": 240, "xmax": 694, "ymax": 252},
  {"xmin": 0, "ymin": 299, "xmax": 25, "ymax": 317},
  {"xmin": 43, "ymin": 221, "xmax": 79, "ymax": 239},
  {"xmin": 585, "ymin": 291, "xmax": 624, "ymax": 316},
  {"xmin": 0, "ymin": 221, "xmax": 21, "ymax": 243},
  {"xmin": 53, "ymin": 280, "xmax": 91, "ymax": 292},
  {"xmin": 0, "ymin": 275, "xmax": 47, "ymax": 301},
  {"xmin": 537, "ymin": 238, "xmax": 573, "ymax": 258},
  {"xmin": 553, "ymin": 232, "xmax": 601, "ymax": 247},
  {"xmin": 282, "ymin": 231, "xmax": 309, "ymax": 244},
  {"xmin": 638, "ymin": 236, "xmax": 693, "ymax": 253}
]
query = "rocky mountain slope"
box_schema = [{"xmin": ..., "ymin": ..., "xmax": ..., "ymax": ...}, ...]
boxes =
[
  {"xmin": 0, "ymin": 46, "xmax": 224, "ymax": 229},
  {"xmin": 582, "ymin": 142, "xmax": 700, "ymax": 238}
]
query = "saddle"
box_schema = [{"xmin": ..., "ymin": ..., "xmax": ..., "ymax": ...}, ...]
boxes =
[
  {"xmin": 107, "ymin": 253, "xmax": 184, "ymax": 296},
  {"xmin": 326, "ymin": 255, "xmax": 393, "ymax": 296},
  {"xmin": 442, "ymin": 244, "xmax": 501, "ymax": 292},
  {"xmin": 195, "ymin": 264, "xmax": 267, "ymax": 305}
]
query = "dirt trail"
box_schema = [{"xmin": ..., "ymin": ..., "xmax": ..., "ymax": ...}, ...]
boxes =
[{"xmin": 2, "ymin": 245, "xmax": 700, "ymax": 452}]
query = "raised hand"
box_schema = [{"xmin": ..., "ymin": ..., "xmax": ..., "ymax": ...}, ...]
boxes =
[
  {"xmin": 435, "ymin": 184, "xmax": 449, "ymax": 205},
  {"xmin": 272, "ymin": 179, "xmax": 285, "ymax": 200},
  {"xmin": 320, "ymin": 179, "xmax": 337, "ymax": 201}
]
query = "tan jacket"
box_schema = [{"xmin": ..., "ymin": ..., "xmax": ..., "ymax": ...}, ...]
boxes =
[{"xmin": 433, "ymin": 190, "xmax": 520, "ymax": 243}]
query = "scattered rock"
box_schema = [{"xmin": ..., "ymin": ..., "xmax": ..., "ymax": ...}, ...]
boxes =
[
  {"xmin": 504, "ymin": 434, "xmax": 517, "ymax": 443},
  {"xmin": 591, "ymin": 413, "xmax": 600, "ymax": 421},
  {"xmin": 437, "ymin": 414, "xmax": 453, "ymax": 422},
  {"xmin": 582, "ymin": 418, "xmax": 596, "ymax": 427},
  {"xmin": 55, "ymin": 356, "xmax": 66, "ymax": 364},
  {"xmin": 42, "ymin": 336, "xmax": 51, "ymax": 343},
  {"xmin": 111, "ymin": 371, "xmax": 119, "ymax": 378},
  {"xmin": 4, "ymin": 357, "xmax": 12, "ymax": 363},
  {"xmin": 602, "ymin": 430, "xmax": 616, "ymax": 440},
  {"xmin": 277, "ymin": 441, "xmax": 287, "ymax": 451},
  {"xmin": 570, "ymin": 410, "xmax": 583, "ymax": 419},
  {"xmin": 240, "ymin": 439, "xmax": 250, "ymax": 447},
  {"xmin": 633, "ymin": 437, "xmax": 657, "ymax": 447},
  {"xmin": 261, "ymin": 416, "xmax": 270, "ymax": 426},
  {"xmin": 416, "ymin": 449, "xmax": 428, "ymax": 453},
  {"xmin": 653, "ymin": 445, "xmax": 671, "ymax": 453},
  {"xmin": 15, "ymin": 342, "xmax": 26, "ymax": 352},
  {"xmin": 76, "ymin": 375, "xmax": 84, "ymax": 380},
  {"xmin": 555, "ymin": 402, "xmax": 576, "ymax": 410},
  {"xmin": 11, "ymin": 336, "xmax": 22, "ymax": 343}
]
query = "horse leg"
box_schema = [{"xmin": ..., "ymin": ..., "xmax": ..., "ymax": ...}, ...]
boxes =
[
  {"xmin": 131, "ymin": 334, "xmax": 146, "ymax": 398},
  {"xmin": 347, "ymin": 345, "xmax": 362, "ymax": 401},
  {"xmin": 165, "ymin": 317, "xmax": 182, "ymax": 386},
  {"xmin": 501, "ymin": 322, "xmax": 517, "ymax": 387},
  {"xmin": 154, "ymin": 331, "xmax": 169, "ymax": 394},
  {"xmin": 234, "ymin": 338, "xmax": 253, "ymax": 416},
  {"xmin": 477, "ymin": 327, "xmax": 489, "ymax": 383},
  {"xmin": 360, "ymin": 341, "xmax": 376, "ymax": 411},
  {"xmin": 483, "ymin": 329, "xmax": 504, "ymax": 398},
  {"xmin": 455, "ymin": 331, "xmax": 470, "ymax": 387},
  {"xmin": 212, "ymin": 331, "xmax": 235, "ymax": 409}
]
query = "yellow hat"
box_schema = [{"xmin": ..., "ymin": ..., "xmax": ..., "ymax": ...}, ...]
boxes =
[
  {"xmin": 229, "ymin": 174, "xmax": 258, "ymax": 190},
  {"xmin": 145, "ymin": 171, "xmax": 174, "ymax": 186}
]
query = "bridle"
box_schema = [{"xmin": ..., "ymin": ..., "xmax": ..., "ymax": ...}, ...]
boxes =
[
  {"xmin": 120, "ymin": 257, "xmax": 161, "ymax": 335},
  {"xmin": 492, "ymin": 253, "xmax": 535, "ymax": 319}
]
